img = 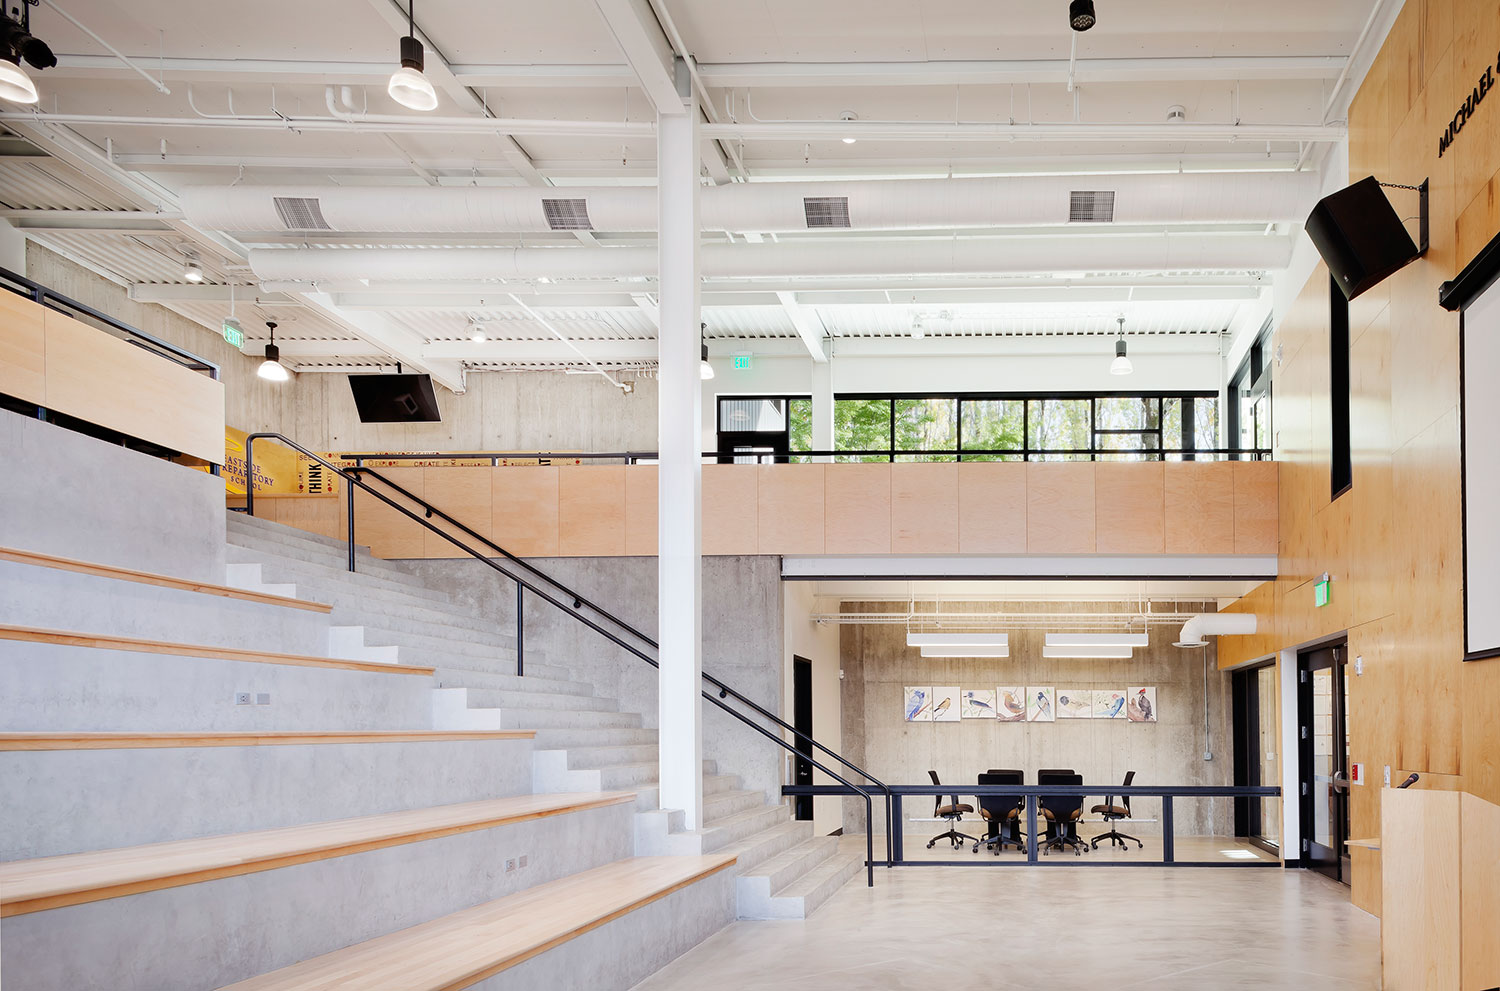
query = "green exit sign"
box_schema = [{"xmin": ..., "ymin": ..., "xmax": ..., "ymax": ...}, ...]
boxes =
[
  {"xmin": 222, "ymin": 317, "xmax": 244, "ymax": 348},
  {"xmin": 1314, "ymin": 578, "xmax": 1331, "ymax": 608},
  {"xmin": 732, "ymin": 354, "xmax": 752, "ymax": 370}
]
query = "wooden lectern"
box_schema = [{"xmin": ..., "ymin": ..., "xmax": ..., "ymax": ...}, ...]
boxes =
[{"xmin": 1379, "ymin": 788, "xmax": 1500, "ymax": 989}]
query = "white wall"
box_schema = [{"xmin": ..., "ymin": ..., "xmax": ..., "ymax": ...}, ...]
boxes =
[{"xmin": 782, "ymin": 582, "xmax": 843, "ymax": 836}]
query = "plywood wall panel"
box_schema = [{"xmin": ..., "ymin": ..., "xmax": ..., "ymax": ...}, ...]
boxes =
[
  {"xmin": 1216, "ymin": 579, "xmax": 1278, "ymax": 669},
  {"xmin": 421, "ymin": 466, "xmax": 494, "ymax": 558},
  {"xmin": 354, "ymin": 467, "xmax": 425, "ymax": 559},
  {"xmin": 1381, "ymin": 788, "xmax": 1462, "ymax": 991},
  {"xmin": 890, "ymin": 463, "xmax": 958, "ymax": 554},
  {"xmin": 757, "ymin": 464, "xmax": 824, "ymax": 554},
  {"xmin": 491, "ymin": 467, "xmax": 559, "ymax": 558},
  {"xmin": 1460, "ymin": 792, "xmax": 1500, "ymax": 991},
  {"xmin": 42, "ymin": 308, "xmax": 224, "ymax": 464},
  {"xmin": 0, "ymin": 289, "xmax": 46, "ymax": 405},
  {"xmin": 956, "ymin": 463, "xmax": 1027, "ymax": 554},
  {"xmin": 558, "ymin": 466, "xmax": 626, "ymax": 556},
  {"xmin": 1232, "ymin": 462, "xmax": 1279, "ymax": 556},
  {"xmin": 623, "ymin": 465, "xmax": 658, "ymax": 557},
  {"xmin": 823, "ymin": 464, "xmax": 891, "ymax": 555},
  {"xmin": 1025, "ymin": 463, "xmax": 1095, "ymax": 553},
  {"xmin": 1094, "ymin": 462, "xmax": 1164, "ymax": 554},
  {"xmin": 1164, "ymin": 463, "xmax": 1236, "ymax": 555},
  {"xmin": 702, "ymin": 465, "xmax": 758, "ymax": 555}
]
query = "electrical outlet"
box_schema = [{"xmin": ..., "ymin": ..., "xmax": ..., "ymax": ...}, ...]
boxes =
[
  {"xmin": 505, "ymin": 858, "xmax": 517, "ymax": 873},
  {"xmin": 256, "ymin": 693, "xmax": 271, "ymax": 705},
  {"xmin": 1202, "ymin": 751, "xmax": 1213, "ymax": 761},
  {"xmin": 519, "ymin": 855, "xmax": 528, "ymax": 868},
  {"xmin": 234, "ymin": 692, "xmax": 252, "ymax": 705}
]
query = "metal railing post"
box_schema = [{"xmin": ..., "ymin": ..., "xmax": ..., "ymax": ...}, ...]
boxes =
[
  {"xmin": 516, "ymin": 582, "xmax": 525, "ymax": 677},
  {"xmin": 244, "ymin": 436, "xmax": 256, "ymax": 518},
  {"xmin": 345, "ymin": 483, "xmax": 356, "ymax": 573},
  {"xmin": 1025, "ymin": 795, "xmax": 1039, "ymax": 864},
  {"xmin": 1161, "ymin": 796, "xmax": 1175, "ymax": 864}
]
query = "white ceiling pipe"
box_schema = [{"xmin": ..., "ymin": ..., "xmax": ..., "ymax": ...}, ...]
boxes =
[
  {"xmin": 1174, "ymin": 612, "xmax": 1257, "ymax": 647},
  {"xmin": 184, "ymin": 172, "xmax": 1321, "ymax": 235},
  {"xmin": 699, "ymin": 121, "xmax": 1346, "ymax": 143},
  {"xmin": 247, "ymin": 235, "xmax": 1293, "ymax": 283}
]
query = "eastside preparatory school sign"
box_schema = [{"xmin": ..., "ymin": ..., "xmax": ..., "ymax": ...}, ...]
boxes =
[{"xmin": 1439, "ymin": 51, "xmax": 1500, "ymax": 157}]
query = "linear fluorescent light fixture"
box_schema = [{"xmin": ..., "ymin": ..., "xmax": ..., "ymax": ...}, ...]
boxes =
[
  {"xmin": 907, "ymin": 632, "xmax": 1009, "ymax": 649},
  {"xmin": 1042, "ymin": 645, "xmax": 1133, "ymax": 659},
  {"xmin": 920, "ymin": 646, "xmax": 1010, "ymax": 658},
  {"xmin": 1045, "ymin": 633, "xmax": 1149, "ymax": 648}
]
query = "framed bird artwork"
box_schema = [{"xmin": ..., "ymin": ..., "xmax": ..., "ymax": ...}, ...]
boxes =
[{"xmin": 1127, "ymin": 686, "xmax": 1157, "ymax": 722}]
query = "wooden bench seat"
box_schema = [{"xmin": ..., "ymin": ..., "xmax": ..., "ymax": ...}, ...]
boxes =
[
  {"xmin": 0, "ymin": 731, "xmax": 534, "ymax": 751},
  {"xmin": 217, "ymin": 854, "xmax": 737, "ymax": 991},
  {"xmin": 0, "ymin": 792, "xmax": 634, "ymax": 917},
  {"xmin": 0, "ymin": 546, "xmax": 332, "ymax": 613},
  {"xmin": 0, "ymin": 625, "xmax": 434, "ymax": 677}
]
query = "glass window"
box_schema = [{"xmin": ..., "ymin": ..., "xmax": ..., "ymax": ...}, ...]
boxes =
[
  {"xmin": 894, "ymin": 397, "xmax": 957, "ymax": 461},
  {"xmin": 959, "ymin": 399, "xmax": 1025, "ymax": 461},
  {"xmin": 1095, "ymin": 396, "xmax": 1159, "ymax": 431},
  {"xmin": 1194, "ymin": 397, "xmax": 1220, "ymax": 461},
  {"xmin": 834, "ymin": 398, "xmax": 892, "ymax": 462},
  {"xmin": 718, "ymin": 398, "xmax": 786, "ymax": 432},
  {"xmin": 1027, "ymin": 398, "xmax": 1091, "ymax": 460},
  {"xmin": 788, "ymin": 399, "xmax": 813, "ymax": 461},
  {"xmin": 1163, "ymin": 398, "xmax": 1184, "ymax": 460}
]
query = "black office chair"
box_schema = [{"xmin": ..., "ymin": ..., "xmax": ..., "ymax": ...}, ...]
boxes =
[
  {"xmin": 925, "ymin": 770, "xmax": 979, "ymax": 850},
  {"xmin": 974, "ymin": 770, "xmax": 1026, "ymax": 855},
  {"xmin": 1090, "ymin": 770, "xmax": 1143, "ymax": 850},
  {"xmin": 1037, "ymin": 771, "xmax": 1088, "ymax": 856}
]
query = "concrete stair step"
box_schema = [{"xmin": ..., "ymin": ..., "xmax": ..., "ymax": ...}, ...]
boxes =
[
  {"xmin": 226, "ymin": 550, "xmax": 451, "ymax": 605},
  {"xmin": 745, "ymin": 835, "xmax": 840, "ymax": 895},
  {"xmin": 702, "ymin": 788, "xmax": 768, "ymax": 822},
  {"xmin": 225, "ymin": 522, "xmax": 421, "ymax": 582},
  {"xmin": 463, "ymin": 687, "xmax": 618, "ymax": 713},
  {"xmin": 358, "ymin": 625, "xmax": 519, "ymax": 660},
  {"xmin": 432, "ymin": 666, "xmax": 593, "ymax": 697},
  {"xmin": 767, "ymin": 851, "xmax": 863, "ymax": 917},
  {"xmin": 714, "ymin": 820, "xmax": 811, "ymax": 873},
  {"xmin": 484, "ymin": 707, "xmax": 645, "ymax": 730},
  {"xmin": 530, "ymin": 727, "xmax": 658, "ymax": 749},
  {"xmin": 700, "ymin": 804, "xmax": 798, "ymax": 851},
  {"xmin": 553, "ymin": 743, "xmax": 657, "ymax": 768}
]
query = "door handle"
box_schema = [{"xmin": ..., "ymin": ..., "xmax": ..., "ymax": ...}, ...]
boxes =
[{"xmin": 1330, "ymin": 772, "xmax": 1349, "ymax": 793}]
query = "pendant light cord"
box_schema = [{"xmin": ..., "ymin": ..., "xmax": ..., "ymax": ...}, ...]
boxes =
[{"xmin": 407, "ymin": 0, "xmax": 414, "ymax": 35}]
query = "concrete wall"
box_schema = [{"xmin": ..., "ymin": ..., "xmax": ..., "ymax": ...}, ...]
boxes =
[
  {"xmin": 0, "ymin": 408, "xmax": 226, "ymax": 581},
  {"xmin": 838, "ymin": 601, "xmax": 1233, "ymax": 837},
  {"xmin": 404, "ymin": 555, "xmax": 787, "ymax": 804},
  {"xmin": 782, "ymin": 581, "xmax": 843, "ymax": 836},
  {"xmin": 24, "ymin": 245, "xmax": 660, "ymax": 454}
]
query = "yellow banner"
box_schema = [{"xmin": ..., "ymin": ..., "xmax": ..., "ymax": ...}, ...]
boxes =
[{"xmin": 222, "ymin": 427, "xmax": 338, "ymax": 497}]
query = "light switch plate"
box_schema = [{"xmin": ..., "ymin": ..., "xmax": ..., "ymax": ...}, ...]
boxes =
[
  {"xmin": 1354, "ymin": 655, "xmax": 1364, "ymax": 676},
  {"xmin": 1383, "ymin": 765, "xmax": 1392, "ymax": 787},
  {"xmin": 234, "ymin": 692, "xmax": 252, "ymax": 705}
]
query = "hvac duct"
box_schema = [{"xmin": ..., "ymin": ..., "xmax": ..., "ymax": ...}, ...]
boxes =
[
  {"xmin": 247, "ymin": 234, "xmax": 1294, "ymax": 283},
  {"xmin": 1174, "ymin": 612, "xmax": 1258, "ymax": 647},
  {"xmin": 183, "ymin": 171, "xmax": 1321, "ymax": 236}
]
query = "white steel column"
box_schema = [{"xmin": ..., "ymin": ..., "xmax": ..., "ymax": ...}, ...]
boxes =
[
  {"xmin": 811, "ymin": 357, "xmax": 834, "ymax": 463},
  {"xmin": 656, "ymin": 60, "xmax": 704, "ymax": 830}
]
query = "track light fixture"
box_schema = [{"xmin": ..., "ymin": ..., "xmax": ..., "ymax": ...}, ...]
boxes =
[
  {"xmin": 700, "ymin": 323, "xmax": 715, "ymax": 380},
  {"xmin": 388, "ymin": 0, "xmax": 438, "ymax": 111},
  {"xmin": 1109, "ymin": 316, "xmax": 1133, "ymax": 376},
  {"xmin": 1069, "ymin": 0, "xmax": 1096, "ymax": 31},
  {"xmin": 0, "ymin": 4, "xmax": 54, "ymax": 105},
  {"xmin": 258, "ymin": 321, "xmax": 289, "ymax": 382}
]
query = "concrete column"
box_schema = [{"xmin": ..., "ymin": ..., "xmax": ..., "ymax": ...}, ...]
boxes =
[
  {"xmin": 811, "ymin": 357, "xmax": 834, "ymax": 463},
  {"xmin": 656, "ymin": 62, "xmax": 704, "ymax": 830}
]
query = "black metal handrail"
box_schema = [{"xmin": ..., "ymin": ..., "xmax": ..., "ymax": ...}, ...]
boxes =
[
  {"xmin": 343, "ymin": 447, "xmax": 1273, "ymax": 464},
  {"xmin": 244, "ymin": 432, "xmax": 888, "ymax": 883},
  {"xmin": 783, "ymin": 782, "xmax": 1282, "ymax": 868},
  {"xmin": 0, "ymin": 265, "xmax": 219, "ymax": 377},
  {"xmin": 345, "ymin": 463, "xmax": 895, "ymax": 874}
]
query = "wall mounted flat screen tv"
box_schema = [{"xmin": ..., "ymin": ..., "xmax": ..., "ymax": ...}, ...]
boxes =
[{"xmin": 347, "ymin": 373, "xmax": 442, "ymax": 423}]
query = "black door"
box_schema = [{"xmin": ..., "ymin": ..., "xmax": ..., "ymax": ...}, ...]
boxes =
[
  {"xmin": 792, "ymin": 656, "xmax": 813, "ymax": 821},
  {"xmin": 1298, "ymin": 643, "xmax": 1350, "ymax": 882}
]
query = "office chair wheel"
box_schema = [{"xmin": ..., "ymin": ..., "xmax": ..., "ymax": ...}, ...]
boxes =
[{"xmin": 926, "ymin": 838, "xmax": 936, "ymax": 849}]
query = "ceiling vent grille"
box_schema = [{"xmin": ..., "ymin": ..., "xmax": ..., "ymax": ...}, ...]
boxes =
[
  {"xmin": 803, "ymin": 196, "xmax": 851, "ymax": 228},
  {"xmin": 1069, "ymin": 190, "xmax": 1116, "ymax": 223},
  {"xmin": 272, "ymin": 196, "xmax": 332, "ymax": 231},
  {"xmin": 542, "ymin": 198, "xmax": 593, "ymax": 230}
]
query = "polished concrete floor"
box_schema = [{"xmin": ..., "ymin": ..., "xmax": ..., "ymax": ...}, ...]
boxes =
[
  {"xmin": 896, "ymin": 827, "xmax": 1279, "ymax": 863},
  {"xmin": 632, "ymin": 842, "xmax": 1380, "ymax": 991}
]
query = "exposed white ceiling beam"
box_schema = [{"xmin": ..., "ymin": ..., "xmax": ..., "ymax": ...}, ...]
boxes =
[
  {"xmin": 775, "ymin": 290, "xmax": 828, "ymax": 361},
  {"xmin": 129, "ymin": 283, "xmax": 295, "ymax": 304},
  {"xmin": 297, "ymin": 291, "xmax": 466, "ymax": 393},
  {"xmin": 591, "ymin": 0, "xmax": 681, "ymax": 113},
  {"xmin": 237, "ymin": 338, "xmax": 387, "ymax": 358},
  {"xmin": 47, "ymin": 54, "xmax": 1347, "ymax": 88}
]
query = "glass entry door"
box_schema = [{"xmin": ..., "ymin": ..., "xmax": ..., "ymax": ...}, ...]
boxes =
[{"xmin": 1298, "ymin": 643, "xmax": 1350, "ymax": 882}]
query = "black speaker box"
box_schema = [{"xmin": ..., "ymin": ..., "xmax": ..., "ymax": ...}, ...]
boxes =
[
  {"xmin": 1305, "ymin": 175, "xmax": 1420, "ymax": 300},
  {"xmin": 347, "ymin": 373, "xmax": 442, "ymax": 423}
]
